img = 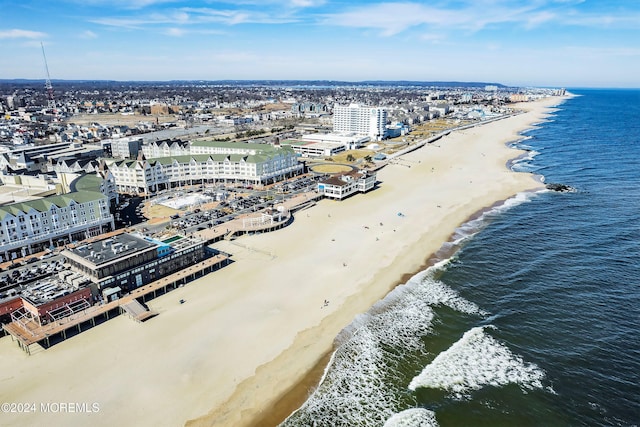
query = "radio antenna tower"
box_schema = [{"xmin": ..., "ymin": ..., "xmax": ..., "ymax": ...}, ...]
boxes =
[{"xmin": 40, "ymin": 42, "xmax": 56, "ymax": 111}]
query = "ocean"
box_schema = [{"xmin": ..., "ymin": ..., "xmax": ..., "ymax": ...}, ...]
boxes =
[{"xmin": 281, "ymin": 89, "xmax": 640, "ymax": 427}]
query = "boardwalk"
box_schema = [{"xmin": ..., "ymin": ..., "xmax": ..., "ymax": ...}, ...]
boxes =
[
  {"xmin": 194, "ymin": 191, "xmax": 321, "ymax": 243},
  {"xmin": 3, "ymin": 254, "xmax": 229, "ymax": 354}
]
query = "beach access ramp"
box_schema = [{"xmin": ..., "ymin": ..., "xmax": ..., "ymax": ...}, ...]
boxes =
[{"xmin": 120, "ymin": 299, "xmax": 157, "ymax": 322}]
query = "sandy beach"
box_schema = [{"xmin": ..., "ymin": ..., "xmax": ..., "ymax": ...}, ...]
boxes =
[{"xmin": 0, "ymin": 96, "xmax": 566, "ymax": 427}]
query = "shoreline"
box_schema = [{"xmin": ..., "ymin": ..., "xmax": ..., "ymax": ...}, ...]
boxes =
[
  {"xmin": 0, "ymin": 95, "xmax": 569, "ymax": 427},
  {"xmin": 187, "ymin": 96, "xmax": 568, "ymax": 427},
  {"xmin": 241, "ymin": 185, "xmax": 548, "ymax": 427},
  {"xmin": 250, "ymin": 190, "xmax": 545, "ymax": 427}
]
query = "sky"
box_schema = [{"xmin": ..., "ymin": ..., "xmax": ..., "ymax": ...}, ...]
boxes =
[{"xmin": 0, "ymin": 0, "xmax": 638, "ymax": 88}]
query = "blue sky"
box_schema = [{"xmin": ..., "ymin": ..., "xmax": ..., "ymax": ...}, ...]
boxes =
[{"xmin": 0, "ymin": 0, "xmax": 638, "ymax": 88}]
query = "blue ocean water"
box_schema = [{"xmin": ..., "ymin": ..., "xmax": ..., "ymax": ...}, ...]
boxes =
[{"xmin": 282, "ymin": 89, "xmax": 640, "ymax": 427}]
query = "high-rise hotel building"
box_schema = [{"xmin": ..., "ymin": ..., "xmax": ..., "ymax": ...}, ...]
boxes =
[{"xmin": 332, "ymin": 104, "xmax": 388, "ymax": 141}]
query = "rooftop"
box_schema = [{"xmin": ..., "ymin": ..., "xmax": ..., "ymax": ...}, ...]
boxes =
[
  {"xmin": 0, "ymin": 190, "xmax": 106, "ymax": 220},
  {"xmin": 190, "ymin": 140, "xmax": 276, "ymax": 151},
  {"xmin": 67, "ymin": 233, "xmax": 157, "ymax": 267},
  {"xmin": 21, "ymin": 275, "xmax": 89, "ymax": 306}
]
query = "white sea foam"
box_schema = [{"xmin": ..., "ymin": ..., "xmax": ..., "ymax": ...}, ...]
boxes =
[
  {"xmin": 383, "ymin": 408, "xmax": 439, "ymax": 427},
  {"xmin": 408, "ymin": 326, "xmax": 545, "ymax": 398},
  {"xmin": 520, "ymin": 149, "xmax": 540, "ymax": 163},
  {"xmin": 497, "ymin": 191, "xmax": 536, "ymax": 211},
  {"xmin": 439, "ymin": 191, "xmax": 537, "ymax": 255},
  {"xmin": 282, "ymin": 197, "xmax": 543, "ymax": 425},
  {"xmin": 282, "ymin": 266, "xmax": 490, "ymax": 426},
  {"xmin": 282, "ymin": 282, "xmax": 438, "ymax": 426},
  {"xmin": 386, "ymin": 260, "xmax": 486, "ymax": 317},
  {"xmin": 418, "ymin": 274, "xmax": 487, "ymax": 316}
]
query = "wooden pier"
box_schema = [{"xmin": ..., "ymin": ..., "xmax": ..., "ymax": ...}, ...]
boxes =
[{"xmin": 3, "ymin": 254, "xmax": 229, "ymax": 354}]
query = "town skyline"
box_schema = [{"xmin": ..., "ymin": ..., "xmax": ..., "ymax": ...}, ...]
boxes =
[{"xmin": 1, "ymin": 1, "xmax": 639, "ymax": 89}]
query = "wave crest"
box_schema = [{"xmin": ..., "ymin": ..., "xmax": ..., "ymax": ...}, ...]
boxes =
[
  {"xmin": 283, "ymin": 283, "xmax": 436, "ymax": 426},
  {"xmin": 383, "ymin": 408, "xmax": 439, "ymax": 427},
  {"xmin": 282, "ymin": 268, "xmax": 486, "ymax": 426},
  {"xmin": 408, "ymin": 326, "xmax": 545, "ymax": 398}
]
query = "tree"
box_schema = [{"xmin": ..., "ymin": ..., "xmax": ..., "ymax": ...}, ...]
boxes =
[{"xmin": 346, "ymin": 154, "xmax": 355, "ymax": 162}]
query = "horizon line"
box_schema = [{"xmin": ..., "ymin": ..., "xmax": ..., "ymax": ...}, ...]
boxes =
[{"xmin": 0, "ymin": 79, "xmax": 635, "ymax": 90}]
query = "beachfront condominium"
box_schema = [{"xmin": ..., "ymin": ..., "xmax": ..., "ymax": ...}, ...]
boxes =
[
  {"xmin": 106, "ymin": 141, "xmax": 304, "ymax": 194},
  {"xmin": 0, "ymin": 191, "xmax": 114, "ymax": 261},
  {"xmin": 333, "ymin": 104, "xmax": 388, "ymax": 141}
]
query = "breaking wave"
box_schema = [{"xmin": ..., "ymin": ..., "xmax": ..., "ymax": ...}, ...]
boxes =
[
  {"xmin": 281, "ymin": 264, "xmax": 483, "ymax": 426},
  {"xmin": 281, "ymin": 192, "xmax": 541, "ymax": 426},
  {"xmin": 383, "ymin": 408, "xmax": 439, "ymax": 427},
  {"xmin": 408, "ymin": 326, "xmax": 546, "ymax": 398},
  {"xmin": 445, "ymin": 191, "xmax": 537, "ymax": 251},
  {"xmin": 409, "ymin": 268, "xmax": 487, "ymax": 316}
]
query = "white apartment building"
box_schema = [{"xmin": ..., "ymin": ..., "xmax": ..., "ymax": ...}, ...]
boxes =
[
  {"xmin": 106, "ymin": 142, "xmax": 303, "ymax": 194},
  {"xmin": 141, "ymin": 139, "xmax": 190, "ymax": 158},
  {"xmin": 189, "ymin": 141, "xmax": 271, "ymax": 156},
  {"xmin": 284, "ymin": 140, "xmax": 347, "ymax": 158},
  {"xmin": 0, "ymin": 191, "xmax": 114, "ymax": 260},
  {"xmin": 71, "ymin": 168, "xmax": 120, "ymax": 209},
  {"xmin": 108, "ymin": 137, "xmax": 143, "ymax": 159},
  {"xmin": 333, "ymin": 104, "xmax": 388, "ymax": 141}
]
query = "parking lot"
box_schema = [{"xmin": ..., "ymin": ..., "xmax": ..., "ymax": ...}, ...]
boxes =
[
  {"xmin": 127, "ymin": 173, "xmax": 327, "ymax": 237},
  {"xmin": 271, "ymin": 175, "xmax": 325, "ymax": 194},
  {"xmin": 169, "ymin": 192, "xmax": 275, "ymax": 233}
]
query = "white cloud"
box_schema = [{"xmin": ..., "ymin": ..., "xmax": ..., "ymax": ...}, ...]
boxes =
[
  {"xmin": 0, "ymin": 29, "xmax": 48, "ymax": 39},
  {"xmin": 163, "ymin": 27, "xmax": 226, "ymax": 37},
  {"xmin": 289, "ymin": 0, "xmax": 325, "ymax": 7},
  {"xmin": 90, "ymin": 17, "xmax": 149, "ymax": 29},
  {"xmin": 320, "ymin": 1, "xmax": 544, "ymax": 36},
  {"xmin": 562, "ymin": 12, "xmax": 640, "ymax": 29},
  {"xmin": 92, "ymin": 7, "xmax": 296, "ymax": 30},
  {"xmin": 419, "ymin": 32, "xmax": 446, "ymax": 44},
  {"xmin": 80, "ymin": 30, "xmax": 98, "ymax": 39},
  {"xmin": 172, "ymin": 11, "xmax": 190, "ymax": 23},
  {"xmin": 72, "ymin": 0, "xmax": 178, "ymax": 10},
  {"xmin": 181, "ymin": 8, "xmax": 297, "ymax": 25},
  {"xmin": 524, "ymin": 11, "xmax": 557, "ymax": 29},
  {"xmin": 211, "ymin": 0, "xmax": 325, "ymax": 7},
  {"xmin": 322, "ymin": 1, "xmax": 640, "ymax": 36},
  {"xmin": 23, "ymin": 40, "xmax": 49, "ymax": 48},
  {"xmin": 125, "ymin": 0, "xmax": 176, "ymax": 8},
  {"xmin": 165, "ymin": 27, "xmax": 185, "ymax": 37},
  {"xmin": 323, "ymin": 3, "xmax": 460, "ymax": 36}
]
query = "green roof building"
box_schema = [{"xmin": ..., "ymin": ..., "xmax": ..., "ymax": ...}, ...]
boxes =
[{"xmin": 106, "ymin": 141, "xmax": 303, "ymax": 195}]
